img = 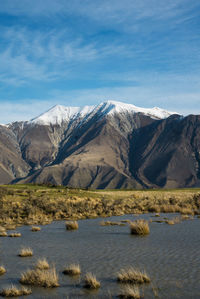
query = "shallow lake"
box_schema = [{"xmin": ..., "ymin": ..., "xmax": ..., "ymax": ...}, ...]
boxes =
[{"xmin": 0, "ymin": 213, "xmax": 200, "ymax": 298}]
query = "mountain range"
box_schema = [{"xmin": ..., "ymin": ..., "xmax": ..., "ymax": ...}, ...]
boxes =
[{"xmin": 0, "ymin": 100, "xmax": 200, "ymax": 189}]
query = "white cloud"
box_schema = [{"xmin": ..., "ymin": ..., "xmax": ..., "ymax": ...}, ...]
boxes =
[{"xmin": 0, "ymin": 27, "xmax": 134, "ymax": 85}]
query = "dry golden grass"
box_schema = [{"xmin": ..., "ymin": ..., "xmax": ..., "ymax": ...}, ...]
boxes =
[
  {"xmin": 0, "ymin": 231, "xmax": 7, "ymax": 237},
  {"xmin": 154, "ymin": 213, "xmax": 160, "ymax": 217},
  {"xmin": 65, "ymin": 221, "xmax": 79, "ymax": 230},
  {"xmin": 35, "ymin": 258, "xmax": 50, "ymax": 270},
  {"xmin": 117, "ymin": 267, "xmax": 150, "ymax": 284},
  {"xmin": 63, "ymin": 264, "xmax": 81, "ymax": 276},
  {"xmin": 84, "ymin": 273, "xmax": 100, "ymax": 289},
  {"xmin": 0, "ymin": 185, "xmax": 200, "ymax": 226},
  {"xmin": 20, "ymin": 266, "xmax": 59, "ymax": 288},
  {"xmin": 31, "ymin": 226, "xmax": 41, "ymax": 232},
  {"xmin": 8, "ymin": 232, "xmax": 21, "ymax": 237},
  {"xmin": 130, "ymin": 220, "xmax": 150, "ymax": 235},
  {"xmin": 0, "ymin": 285, "xmax": 32, "ymax": 297},
  {"xmin": 5, "ymin": 224, "xmax": 16, "ymax": 230},
  {"xmin": 119, "ymin": 285, "xmax": 141, "ymax": 299},
  {"xmin": 0, "ymin": 266, "xmax": 6, "ymax": 275},
  {"xmin": 179, "ymin": 207, "xmax": 194, "ymax": 215},
  {"xmin": 19, "ymin": 248, "xmax": 33, "ymax": 257},
  {"xmin": 0, "ymin": 225, "xmax": 5, "ymax": 232}
]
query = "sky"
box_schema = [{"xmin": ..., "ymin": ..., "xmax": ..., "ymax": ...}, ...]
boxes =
[{"xmin": 0, "ymin": 0, "xmax": 200, "ymax": 123}]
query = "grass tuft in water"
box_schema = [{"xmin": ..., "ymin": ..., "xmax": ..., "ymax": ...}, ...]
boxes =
[
  {"xmin": 35, "ymin": 258, "xmax": 50, "ymax": 270},
  {"xmin": 20, "ymin": 266, "xmax": 59, "ymax": 288},
  {"xmin": 31, "ymin": 226, "xmax": 41, "ymax": 232},
  {"xmin": 119, "ymin": 285, "xmax": 141, "ymax": 299},
  {"xmin": 130, "ymin": 220, "xmax": 150, "ymax": 235},
  {"xmin": 0, "ymin": 285, "xmax": 32, "ymax": 297},
  {"xmin": 19, "ymin": 247, "xmax": 33, "ymax": 257},
  {"xmin": 65, "ymin": 221, "xmax": 79, "ymax": 230},
  {"xmin": 83, "ymin": 273, "xmax": 100, "ymax": 289},
  {"xmin": 117, "ymin": 267, "xmax": 150, "ymax": 284},
  {"xmin": 0, "ymin": 266, "xmax": 6, "ymax": 275},
  {"xmin": 63, "ymin": 264, "xmax": 81, "ymax": 276},
  {"xmin": 8, "ymin": 232, "xmax": 21, "ymax": 237}
]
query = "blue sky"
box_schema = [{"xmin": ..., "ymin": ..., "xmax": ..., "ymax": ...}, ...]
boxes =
[{"xmin": 0, "ymin": 0, "xmax": 200, "ymax": 123}]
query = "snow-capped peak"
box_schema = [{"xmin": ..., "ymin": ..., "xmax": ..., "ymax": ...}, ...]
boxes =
[{"xmin": 29, "ymin": 100, "xmax": 178, "ymax": 125}]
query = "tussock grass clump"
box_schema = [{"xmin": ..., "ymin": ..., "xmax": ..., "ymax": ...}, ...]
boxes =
[
  {"xmin": 20, "ymin": 266, "xmax": 59, "ymax": 288},
  {"xmin": 35, "ymin": 258, "xmax": 50, "ymax": 270},
  {"xmin": 117, "ymin": 267, "xmax": 150, "ymax": 284},
  {"xmin": 8, "ymin": 232, "xmax": 21, "ymax": 237},
  {"xmin": 130, "ymin": 220, "xmax": 150, "ymax": 235},
  {"xmin": 0, "ymin": 266, "xmax": 6, "ymax": 275},
  {"xmin": 154, "ymin": 213, "xmax": 160, "ymax": 217},
  {"xmin": 63, "ymin": 264, "xmax": 81, "ymax": 276},
  {"xmin": 179, "ymin": 207, "xmax": 194, "ymax": 215},
  {"xmin": 119, "ymin": 285, "xmax": 141, "ymax": 299},
  {"xmin": 31, "ymin": 226, "xmax": 41, "ymax": 232},
  {"xmin": 0, "ymin": 231, "xmax": 7, "ymax": 237},
  {"xmin": 19, "ymin": 248, "xmax": 33, "ymax": 257},
  {"xmin": 0, "ymin": 285, "xmax": 32, "ymax": 297},
  {"xmin": 5, "ymin": 224, "xmax": 16, "ymax": 230},
  {"xmin": 83, "ymin": 273, "xmax": 100, "ymax": 289},
  {"xmin": 0, "ymin": 226, "xmax": 6, "ymax": 232},
  {"xmin": 160, "ymin": 204, "xmax": 180, "ymax": 213},
  {"xmin": 65, "ymin": 221, "xmax": 78, "ymax": 230}
]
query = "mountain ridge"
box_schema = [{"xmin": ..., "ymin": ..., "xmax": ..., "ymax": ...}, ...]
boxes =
[
  {"xmin": 28, "ymin": 100, "xmax": 178, "ymax": 126},
  {"xmin": 0, "ymin": 100, "xmax": 199, "ymax": 189}
]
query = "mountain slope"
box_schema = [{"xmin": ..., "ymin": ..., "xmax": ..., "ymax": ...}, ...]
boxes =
[
  {"xmin": 1, "ymin": 100, "xmax": 199, "ymax": 189},
  {"xmin": 129, "ymin": 114, "xmax": 200, "ymax": 188},
  {"xmin": 0, "ymin": 125, "xmax": 30, "ymax": 183}
]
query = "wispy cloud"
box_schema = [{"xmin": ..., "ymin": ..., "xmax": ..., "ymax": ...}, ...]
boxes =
[
  {"xmin": 0, "ymin": 27, "xmax": 134, "ymax": 85},
  {"xmin": 0, "ymin": 0, "xmax": 199, "ymax": 121},
  {"xmin": 1, "ymin": 0, "xmax": 199, "ymax": 26}
]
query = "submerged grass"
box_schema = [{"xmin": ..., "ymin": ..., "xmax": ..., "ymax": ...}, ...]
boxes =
[
  {"xmin": 100, "ymin": 220, "xmax": 125, "ymax": 226},
  {"xmin": 31, "ymin": 226, "xmax": 41, "ymax": 232},
  {"xmin": 165, "ymin": 216, "xmax": 182, "ymax": 225}
]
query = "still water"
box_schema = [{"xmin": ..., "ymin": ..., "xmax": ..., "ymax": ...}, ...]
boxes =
[{"xmin": 0, "ymin": 214, "xmax": 200, "ymax": 298}]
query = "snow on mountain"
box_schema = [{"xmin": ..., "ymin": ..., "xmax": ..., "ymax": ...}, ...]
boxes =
[{"xmin": 29, "ymin": 100, "xmax": 178, "ymax": 125}]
